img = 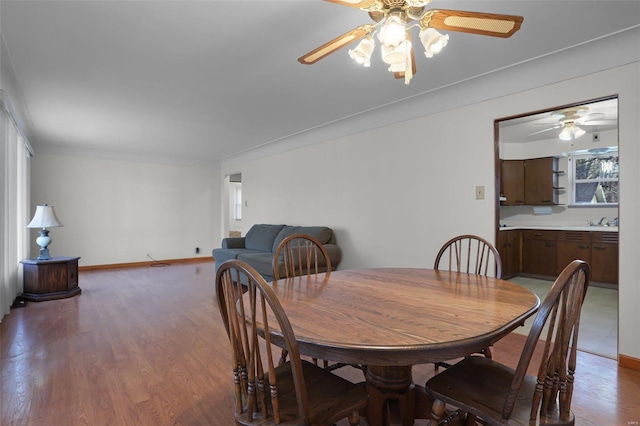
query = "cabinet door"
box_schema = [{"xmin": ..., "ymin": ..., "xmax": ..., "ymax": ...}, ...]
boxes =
[
  {"xmin": 591, "ymin": 232, "xmax": 619, "ymax": 285},
  {"xmin": 522, "ymin": 231, "xmax": 557, "ymax": 276},
  {"xmin": 524, "ymin": 157, "xmax": 558, "ymax": 205},
  {"xmin": 500, "ymin": 160, "xmax": 525, "ymax": 205},
  {"xmin": 67, "ymin": 259, "xmax": 79, "ymax": 290},
  {"xmin": 556, "ymin": 231, "xmax": 591, "ymax": 275},
  {"xmin": 498, "ymin": 230, "xmax": 521, "ymax": 278}
]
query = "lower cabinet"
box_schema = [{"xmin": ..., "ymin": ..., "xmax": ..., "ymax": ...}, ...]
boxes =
[
  {"xmin": 590, "ymin": 232, "xmax": 619, "ymax": 284},
  {"xmin": 521, "ymin": 230, "xmax": 557, "ymax": 277},
  {"xmin": 497, "ymin": 230, "xmax": 521, "ymax": 278},
  {"xmin": 501, "ymin": 229, "xmax": 618, "ymax": 286},
  {"xmin": 556, "ymin": 231, "xmax": 591, "ymax": 274}
]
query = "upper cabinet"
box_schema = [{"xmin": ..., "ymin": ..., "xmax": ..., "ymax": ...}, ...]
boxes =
[
  {"xmin": 500, "ymin": 157, "xmax": 560, "ymax": 205},
  {"xmin": 500, "ymin": 160, "xmax": 525, "ymax": 205}
]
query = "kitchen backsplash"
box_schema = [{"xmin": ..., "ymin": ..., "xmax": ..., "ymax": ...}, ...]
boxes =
[{"xmin": 500, "ymin": 205, "xmax": 619, "ymax": 227}]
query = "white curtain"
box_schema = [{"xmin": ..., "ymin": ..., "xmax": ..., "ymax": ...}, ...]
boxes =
[{"xmin": 1, "ymin": 91, "xmax": 31, "ymax": 321}]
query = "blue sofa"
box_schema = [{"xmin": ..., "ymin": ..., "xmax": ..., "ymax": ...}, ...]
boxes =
[{"xmin": 212, "ymin": 224, "xmax": 341, "ymax": 282}]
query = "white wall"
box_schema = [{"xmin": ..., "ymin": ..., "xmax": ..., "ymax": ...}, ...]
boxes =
[
  {"xmin": 30, "ymin": 154, "xmax": 221, "ymax": 266},
  {"xmin": 222, "ymin": 63, "xmax": 640, "ymax": 361}
]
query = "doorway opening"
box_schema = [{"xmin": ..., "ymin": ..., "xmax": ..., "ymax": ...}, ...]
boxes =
[
  {"xmin": 494, "ymin": 96, "xmax": 619, "ymax": 360},
  {"xmin": 224, "ymin": 173, "xmax": 242, "ymax": 238}
]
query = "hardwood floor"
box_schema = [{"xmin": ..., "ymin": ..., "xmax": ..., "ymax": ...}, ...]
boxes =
[{"xmin": 2, "ymin": 261, "xmax": 639, "ymax": 425}]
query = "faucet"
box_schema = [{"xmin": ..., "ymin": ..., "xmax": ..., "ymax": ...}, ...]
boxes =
[
  {"xmin": 608, "ymin": 217, "xmax": 619, "ymax": 227},
  {"xmin": 589, "ymin": 217, "xmax": 608, "ymax": 226}
]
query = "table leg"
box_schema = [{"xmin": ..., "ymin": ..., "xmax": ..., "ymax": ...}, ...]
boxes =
[{"xmin": 365, "ymin": 365, "xmax": 416, "ymax": 426}]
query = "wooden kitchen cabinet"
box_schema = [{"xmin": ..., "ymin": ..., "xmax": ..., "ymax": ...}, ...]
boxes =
[
  {"xmin": 521, "ymin": 230, "xmax": 557, "ymax": 276},
  {"xmin": 556, "ymin": 231, "xmax": 591, "ymax": 274},
  {"xmin": 500, "ymin": 157, "xmax": 560, "ymax": 206},
  {"xmin": 524, "ymin": 157, "xmax": 560, "ymax": 205},
  {"xmin": 20, "ymin": 256, "xmax": 81, "ymax": 302},
  {"xmin": 590, "ymin": 232, "xmax": 618, "ymax": 285},
  {"xmin": 513, "ymin": 229, "xmax": 618, "ymax": 285},
  {"xmin": 497, "ymin": 230, "xmax": 521, "ymax": 278},
  {"xmin": 500, "ymin": 160, "xmax": 525, "ymax": 205}
]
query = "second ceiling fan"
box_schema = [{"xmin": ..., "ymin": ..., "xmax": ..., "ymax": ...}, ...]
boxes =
[{"xmin": 299, "ymin": 0, "xmax": 524, "ymax": 84}]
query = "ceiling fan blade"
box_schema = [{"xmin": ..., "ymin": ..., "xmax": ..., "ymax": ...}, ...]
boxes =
[
  {"xmin": 324, "ymin": 0, "xmax": 378, "ymax": 9},
  {"xmin": 298, "ymin": 25, "xmax": 374, "ymax": 65},
  {"xmin": 579, "ymin": 120, "xmax": 618, "ymax": 126},
  {"xmin": 528, "ymin": 125, "xmax": 562, "ymax": 136},
  {"xmin": 422, "ymin": 9, "xmax": 524, "ymax": 38}
]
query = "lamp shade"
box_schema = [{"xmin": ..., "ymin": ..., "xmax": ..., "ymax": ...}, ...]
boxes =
[{"xmin": 27, "ymin": 204, "xmax": 64, "ymax": 229}]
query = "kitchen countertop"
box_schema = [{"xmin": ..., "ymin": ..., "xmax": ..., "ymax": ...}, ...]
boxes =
[{"xmin": 499, "ymin": 225, "xmax": 618, "ymax": 232}]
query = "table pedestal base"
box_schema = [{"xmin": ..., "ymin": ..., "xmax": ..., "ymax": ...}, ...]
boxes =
[{"xmin": 365, "ymin": 365, "xmax": 416, "ymax": 426}]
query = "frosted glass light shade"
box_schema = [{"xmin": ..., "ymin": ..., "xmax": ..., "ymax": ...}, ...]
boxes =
[
  {"xmin": 349, "ymin": 36, "xmax": 375, "ymax": 67},
  {"xmin": 419, "ymin": 28, "xmax": 449, "ymax": 58},
  {"xmin": 378, "ymin": 12, "xmax": 407, "ymax": 48},
  {"xmin": 382, "ymin": 40, "xmax": 411, "ymax": 73}
]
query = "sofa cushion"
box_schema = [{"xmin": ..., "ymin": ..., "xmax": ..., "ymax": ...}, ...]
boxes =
[
  {"xmin": 237, "ymin": 252, "xmax": 277, "ymax": 279},
  {"xmin": 212, "ymin": 248, "xmax": 250, "ymax": 267},
  {"xmin": 272, "ymin": 226, "xmax": 334, "ymax": 252},
  {"xmin": 244, "ymin": 224, "xmax": 286, "ymax": 252}
]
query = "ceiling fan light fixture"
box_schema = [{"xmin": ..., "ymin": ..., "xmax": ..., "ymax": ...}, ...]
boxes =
[
  {"xmin": 559, "ymin": 122, "xmax": 586, "ymax": 141},
  {"xmin": 419, "ymin": 27, "xmax": 448, "ymax": 58},
  {"xmin": 348, "ymin": 36, "xmax": 375, "ymax": 67},
  {"xmin": 378, "ymin": 12, "xmax": 407, "ymax": 48},
  {"xmin": 559, "ymin": 125, "xmax": 573, "ymax": 141},
  {"xmin": 573, "ymin": 124, "xmax": 586, "ymax": 139},
  {"xmin": 381, "ymin": 39, "xmax": 411, "ymax": 72}
]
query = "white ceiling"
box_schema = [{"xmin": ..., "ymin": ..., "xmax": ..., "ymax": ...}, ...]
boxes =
[{"xmin": 1, "ymin": 1, "xmax": 639, "ymax": 166}]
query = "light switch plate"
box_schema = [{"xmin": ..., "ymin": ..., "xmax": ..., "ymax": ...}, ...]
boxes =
[{"xmin": 476, "ymin": 185, "xmax": 485, "ymax": 200}]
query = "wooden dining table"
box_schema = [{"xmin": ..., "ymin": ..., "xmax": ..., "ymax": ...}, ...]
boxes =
[{"xmin": 263, "ymin": 267, "xmax": 540, "ymax": 426}]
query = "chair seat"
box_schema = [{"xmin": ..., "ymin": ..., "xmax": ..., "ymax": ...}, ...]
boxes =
[
  {"xmin": 426, "ymin": 356, "xmax": 574, "ymax": 425},
  {"xmin": 236, "ymin": 360, "xmax": 368, "ymax": 426}
]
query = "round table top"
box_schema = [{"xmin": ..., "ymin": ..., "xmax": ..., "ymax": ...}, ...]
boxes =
[{"xmin": 267, "ymin": 267, "xmax": 540, "ymax": 366}]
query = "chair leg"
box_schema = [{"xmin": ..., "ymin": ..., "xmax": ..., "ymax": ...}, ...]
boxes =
[
  {"xmin": 278, "ymin": 349, "xmax": 289, "ymax": 366},
  {"xmin": 431, "ymin": 399, "xmax": 446, "ymax": 425},
  {"xmin": 347, "ymin": 410, "xmax": 360, "ymax": 426}
]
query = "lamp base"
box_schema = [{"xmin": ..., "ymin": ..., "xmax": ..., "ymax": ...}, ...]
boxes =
[
  {"xmin": 37, "ymin": 247, "xmax": 51, "ymax": 260},
  {"xmin": 35, "ymin": 229, "xmax": 52, "ymax": 260}
]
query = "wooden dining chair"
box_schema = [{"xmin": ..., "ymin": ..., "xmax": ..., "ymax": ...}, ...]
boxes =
[
  {"xmin": 273, "ymin": 234, "xmax": 359, "ymax": 373},
  {"xmin": 273, "ymin": 233, "xmax": 332, "ymax": 281},
  {"xmin": 433, "ymin": 234, "xmax": 503, "ymax": 369},
  {"xmin": 216, "ymin": 259, "xmax": 368, "ymax": 425},
  {"xmin": 434, "ymin": 234, "xmax": 503, "ymax": 279},
  {"xmin": 425, "ymin": 259, "xmax": 590, "ymax": 425}
]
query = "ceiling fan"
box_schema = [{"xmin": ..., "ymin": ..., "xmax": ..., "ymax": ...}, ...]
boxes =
[
  {"xmin": 530, "ymin": 106, "xmax": 616, "ymax": 141},
  {"xmin": 298, "ymin": 0, "xmax": 524, "ymax": 84}
]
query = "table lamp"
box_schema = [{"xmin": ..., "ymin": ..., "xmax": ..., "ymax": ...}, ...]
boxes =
[{"xmin": 27, "ymin": 204, "xmax": 64, "ymax": 260}]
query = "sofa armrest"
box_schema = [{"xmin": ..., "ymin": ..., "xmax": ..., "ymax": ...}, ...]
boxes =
[
  {"xmin": 222, "ymin": 237, "xmax": 246, "ymax": 249},
  {"xmin": 324, "ymin": 244, "xmax": 342, "ymax": 270}
]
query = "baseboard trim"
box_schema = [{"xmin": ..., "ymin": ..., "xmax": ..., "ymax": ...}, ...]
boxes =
[
  {"xmin": 619, "ymin": 354, "xmax": 640, "ymax": 371},
  {"xmin": 79, "ymin": 257, "xmax": 213, "ymax": 271}
]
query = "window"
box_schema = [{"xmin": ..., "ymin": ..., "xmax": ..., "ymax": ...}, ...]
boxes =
[
  {"xmin": 233, "ymin": 185, "xmax": 242, "ymax": 220},
  {"xmin": 569, "ymin": 148, "xmax": 618, "ymax": 205}
]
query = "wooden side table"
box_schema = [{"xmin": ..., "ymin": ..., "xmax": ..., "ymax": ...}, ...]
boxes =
[{"xmin": 20, "ymin": 256, "xmax": 81, "ymax": 302}]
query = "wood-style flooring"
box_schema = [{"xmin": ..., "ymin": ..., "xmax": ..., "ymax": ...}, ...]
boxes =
[{"xmin": 2, "ymin": 261, "xmax": 639, "ymax": 425}]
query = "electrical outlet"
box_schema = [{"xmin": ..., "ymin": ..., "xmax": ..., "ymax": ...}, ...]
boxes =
[
  {"xmin": 475, "ymin": 185, "xmax": 485, "ymax": 200},
  {"xmin": 593, "ymin": 133, "xmax": 600, "ymax": 142}
]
